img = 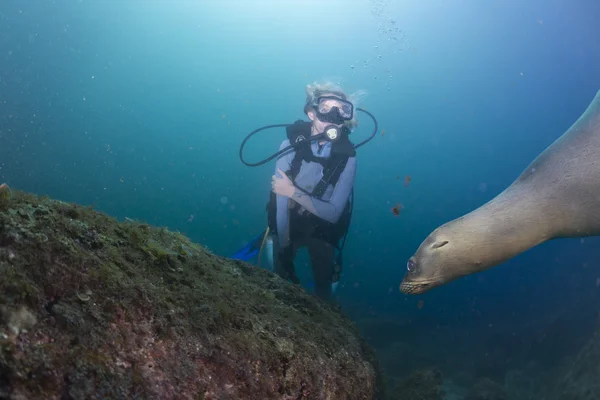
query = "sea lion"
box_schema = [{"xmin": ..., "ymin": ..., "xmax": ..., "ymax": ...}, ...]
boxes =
[{"xmin": 400, "ymin": 89, "xmax": 600, "ymax": 295}]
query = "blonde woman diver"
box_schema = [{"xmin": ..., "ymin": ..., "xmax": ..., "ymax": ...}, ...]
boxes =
[{"xmin": 234, "ymin": 81, "xmax": 376, "ymax": 302}]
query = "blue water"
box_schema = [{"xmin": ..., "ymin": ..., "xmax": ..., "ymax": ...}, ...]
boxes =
[{"xmin": 2, "ymin": 0, "xmax": 600, "ymax": 393}]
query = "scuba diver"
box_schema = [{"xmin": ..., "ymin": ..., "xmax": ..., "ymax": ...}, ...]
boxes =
[{"xmin": 233, "ymin": 82, "xmax": 377, "ymax": 301}]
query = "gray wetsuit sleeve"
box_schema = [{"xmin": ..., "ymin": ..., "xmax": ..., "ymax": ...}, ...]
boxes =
[{"xmin": 292, "ymin": 156, "xmax": 356, "ymax": 224}]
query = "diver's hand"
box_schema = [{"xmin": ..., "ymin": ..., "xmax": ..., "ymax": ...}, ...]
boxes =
[{"xmin": 272, "ymin": 168, "xmax": 296, "ymax": 198}]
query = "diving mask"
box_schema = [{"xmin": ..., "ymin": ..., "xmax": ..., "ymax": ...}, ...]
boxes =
[{"xmin": 314, "ymin": 96, "xmax": 354, "ymax": 125}]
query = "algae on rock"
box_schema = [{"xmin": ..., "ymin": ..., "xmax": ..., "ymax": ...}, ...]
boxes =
[{"xmin": 0, "ymin": 190, "xmax": 385, "ymax": 399}]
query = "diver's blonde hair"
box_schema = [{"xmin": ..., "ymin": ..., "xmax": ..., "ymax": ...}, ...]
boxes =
[{"xmin": 303, "ymin": 80, "xmax": 367, "ymax": 130}]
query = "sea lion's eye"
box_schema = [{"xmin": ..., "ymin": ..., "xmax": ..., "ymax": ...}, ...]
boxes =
[
  {"xmin": 431, "ymin": 240, "xmax": 449, "ymax": 249},
  {"xmin": 407, "ymin": 259, "xmax": 417, "ymax": 273}
]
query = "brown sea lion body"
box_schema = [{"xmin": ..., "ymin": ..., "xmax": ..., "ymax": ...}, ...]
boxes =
[{"xmin": 401, "ymin": 89, "xmax": 600, "ymax": 295}]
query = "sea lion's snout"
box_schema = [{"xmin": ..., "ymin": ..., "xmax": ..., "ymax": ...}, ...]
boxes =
[
  {"xmin": 399, "ymin": 256, "xmax": 432, "ymax": 294},
  {"xmin": 400, "ymin": 236, "xmax": 453, "ymax": 295},
  {"xmin": 399, "ymin": 280, "xmax": 431, "ymax": 295},
  {"xmin": 401, "ymin": 225, "xmax": 490, "ymax": 295}
]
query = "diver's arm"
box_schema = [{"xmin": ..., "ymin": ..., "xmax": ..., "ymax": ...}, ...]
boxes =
[
  {"xmin": 291, "ymin": 156, "xmax": 356, "ymax": 224},
  {"xmin": 275, "ymin": 140, "xmax": 293, "ymax": 247}
]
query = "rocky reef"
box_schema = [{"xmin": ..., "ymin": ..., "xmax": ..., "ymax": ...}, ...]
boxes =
[
  {"xmin": 552, "ymin": 329, "xmax": 600, "ymax": 400},
  {"xmin": 0, "ymin": 188, "xmax": 385, "ymax": 399},
  {"xmin": 389, "ymin": 368, "xmax": 444, "ymax": 400},
  {"xmin": 464, "ymin": 378, "xmax": 507, "ymax": 400}
]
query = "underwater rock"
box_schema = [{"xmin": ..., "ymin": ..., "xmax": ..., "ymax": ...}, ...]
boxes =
[
  {"xmin": 0, "ymin": 190, "xmax": 384, "ymax": 399},
  {"xmin": 503, "ymin": 362, "xmax": 555, "ymax": 400},
  {"xmin": 464, "ymin": 378, "xmax": 507, "ymax": 400},
  {"xmin": 551, "ymin": 329, "xmax": 600, "ymax": 400},
  {"xmin": 391, "ymin": 368, "xmax": 444, "ymax": 400}
]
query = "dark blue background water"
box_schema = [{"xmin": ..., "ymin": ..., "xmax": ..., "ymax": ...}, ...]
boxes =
[{"xmin": 2, "ymin": 0, "xmax": 600, "ymax": 389}]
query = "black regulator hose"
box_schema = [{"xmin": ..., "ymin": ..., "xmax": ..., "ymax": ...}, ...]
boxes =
[{"xmin": 239, "ymin": 107, "xmax": 379, "ymax": 167}]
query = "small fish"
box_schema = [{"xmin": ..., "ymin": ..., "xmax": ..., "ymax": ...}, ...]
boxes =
[
  {"xmin": 404, "ymin": 175, "xmax": 411, "ymax": 187},
  {"xmin": 391, "ymin": 203, "xmax": 402, "ymax": 216},
  {"xmin": 381, "ymin": 129, "xmax": 386, "ymax": 136}
]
